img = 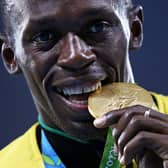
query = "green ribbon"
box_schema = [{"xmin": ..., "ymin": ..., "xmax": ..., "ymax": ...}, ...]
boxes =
[
  {"xmin": 38, "ymin": 115, "xmax": 90, "ymax": 144},
  {"xmin": 99, "ymin": 128, "xmax": 122, "ymax": 168}
]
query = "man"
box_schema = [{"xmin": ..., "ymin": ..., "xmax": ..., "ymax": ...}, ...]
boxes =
[{"xmin": 0, "ymin": 0, "xmax": 168, "ymax": 167}]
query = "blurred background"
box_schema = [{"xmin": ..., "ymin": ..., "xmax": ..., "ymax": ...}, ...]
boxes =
[{"xmin": 0, "ymin": 1, "xmax": 168, "ymax": 148}]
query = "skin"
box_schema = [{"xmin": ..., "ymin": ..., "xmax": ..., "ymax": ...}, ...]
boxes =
[
  {"xmin": 94, "ymin": 105, "xmax": 168, "ymax": 168},
  {"xmin": 1, "ymin": 0, "xmax": 168, "ymax": 167},
  {"xmin": 1, "ymin": 0, "xmax": 135, "ymax": 140}
]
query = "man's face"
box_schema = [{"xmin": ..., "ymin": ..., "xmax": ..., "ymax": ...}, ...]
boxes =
[{"xmin": 8, "ymin": 0, "xmax": 133, "ymax": 140}]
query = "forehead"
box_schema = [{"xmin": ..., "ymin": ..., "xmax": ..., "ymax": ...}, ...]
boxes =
[
  {"xmin": 29, "ymin": 0, "xmax": 111, "ymax": 18},
  {"xmin": 6, "ymin": 0, "xmax": 129, "ymax": 35},
  {"xmin": 7, "ymin": 0, "xmax": 126, "ymax": 19},
  {"xmin": 6, "ymin": 0, "xmax": 130, "ymax": 63},
  {"xmin": 12, "ymin": 0, "xmax": 129, "ymax": 36},
  {"xmin": 6, "ymin": 0, "xmax": 130, "ymax": 44}
]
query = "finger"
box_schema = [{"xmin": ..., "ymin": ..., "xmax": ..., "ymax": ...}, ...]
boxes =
[
  {"xmin": 93, "ymin": 108, "xmax": 125, "ymax": 128},
  {"xmin": 112, "ymin": 105, "xmax": 168, "ymax": 143},
  {"xmin": 163, "ymin": 160, "xmax": 168, "ymax": 168},
  {"xmin": 94, "ymin": 104, "xmax": 168, "ymax": 128},
  {"xmin": 113, "ymin": 105, "xmax": 150, "ymax": 144},
  {"xmin": 137, "ymin": 150, "xmax": 163, "ymax": 168},
  {"xmin": 120, "ymin": 131, "xmax": 151, "ymax": 165},
  {"xmin": 117, "ymin": 116, "xmax": 168, "ymax": 156},
  {"xmin": 148, "ymin": 110, "xmax": 168, "ymax": 122},
  {"xmin": 94, "ymin": 105, "xmax": 146, "ymax": 128},
  {"xmin": 94, "ymin": 105, "xmax": 151, "ymax": 128},
  {"xmin": 121, "ymin": 132, "xmax": 168, "ymax": 165},
  {"xmin": 112, "ymin": 109, "xmax": 141, "ymax": 143}
]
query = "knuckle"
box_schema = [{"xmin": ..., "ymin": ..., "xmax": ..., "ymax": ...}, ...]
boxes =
[
  {"xmin": 105, "ymin": 111, "xmax": 113, "ymax": 120},
  {"xmin": 124, "ymin": 110, "xmax": 132, "ymax": 118},
  {"xmin": 138, "ymin": 131, "xmax": 147, "ymax": 142},
  {"xmin": 133, "ymin": 104, "xmax": 141, "ymax": 109},
  {"xmin": 132, "ymin": 104, "xmax": 146, "ymax": 112},
  {"xmin": 124, "ymin": 104, "xmax": 145, "ymax": 117},
  {"xmin": 132, "ymin": 104, "xmax": 141, "ymax": 110},
  {"xmin": 122, "ymin": 110, "xmax": 134, "ymax": 121},
  {"xmin": 129, "ymin": 116, "xmax": 140, "ymax": 127}
]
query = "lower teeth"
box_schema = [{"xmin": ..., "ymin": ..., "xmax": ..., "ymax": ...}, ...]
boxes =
[{"xmin": 70, "ymin": 99, "xmax": 88, "ymax": 105}]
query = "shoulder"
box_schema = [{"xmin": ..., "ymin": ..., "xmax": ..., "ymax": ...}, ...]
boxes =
[{"xmin": 0, "ymin": 123, "xmax": 44, "ymax": 168}]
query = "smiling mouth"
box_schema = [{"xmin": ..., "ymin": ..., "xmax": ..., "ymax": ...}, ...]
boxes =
[{"xmin": 52, "ymin": 81, "xmax": 102, "ymax": 106}]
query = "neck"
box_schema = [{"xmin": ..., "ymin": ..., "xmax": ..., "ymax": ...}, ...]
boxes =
[
  {"xmin": 38, "ymin": 116, "xmax": 106, "ymax": 157},
  {"xmin": 38, "ymin": 115, "xmax": 90, "ymax": 144},
  {"xmin": 41, "ymin": 126, "xmax": 105, "ymax": 167},
  {"xmin": 44, "ymin": 127, "xmax": 105, "ymax": 153},
  {"xmin": 38, "ymin": 116, "xmax": 107, "ymax": 163}
]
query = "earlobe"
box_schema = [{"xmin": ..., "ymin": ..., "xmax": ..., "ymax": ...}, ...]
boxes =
[
  {"xmin": 129, "ymin": 5, "xmax": 144, "ymax": 50},
  {"xmin": 1, "ymin": 42, "xmax": 21, "ymax": 74}
]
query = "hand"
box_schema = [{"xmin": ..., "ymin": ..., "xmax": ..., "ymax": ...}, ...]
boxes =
[{"xmin": 94, "ymin": 105, "xmax": 168, "ymax": 168}]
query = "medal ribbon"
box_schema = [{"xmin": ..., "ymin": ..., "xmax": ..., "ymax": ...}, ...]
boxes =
[
  {"xmin": 99, "ymin": 128, "xmax": 122, "ymax": 168},
  {"xmin": 41, "ymin": 130, "xmax": 66, "ymax": 168}
]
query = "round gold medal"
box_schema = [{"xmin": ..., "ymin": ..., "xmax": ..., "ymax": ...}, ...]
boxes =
[{"xmin": 88, "ymin": 83, "xmax": 156, "ymax": 118}]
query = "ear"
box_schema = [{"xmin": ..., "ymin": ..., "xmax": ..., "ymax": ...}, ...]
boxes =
[
  {"xmin": 129, "ymin": 5, "xmax": 144, "ymax": 50},
  {"xmin": 0, "ymin": 40, "xmax": 21, "ymax": 74}
]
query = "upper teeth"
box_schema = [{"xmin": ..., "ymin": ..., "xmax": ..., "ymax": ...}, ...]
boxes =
[{"xmin": 57, "ymin": 81, "xmax": 101, "ymax": 96}]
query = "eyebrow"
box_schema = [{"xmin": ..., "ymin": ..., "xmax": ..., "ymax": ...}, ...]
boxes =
[
  {"xmin": 22, "ymin": 7, "xmax": 119, "ymax": 38},
  {"xmin": 31, "ymin": 6, "xmax": 118, "ymax": 23},
  {"xmin": 80, "ymin": 7, "xmax": 118, "ymax": 20}
]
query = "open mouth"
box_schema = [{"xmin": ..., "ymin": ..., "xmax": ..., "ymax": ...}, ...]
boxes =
[
  {"xmin": 51, "ymin": 75, "xmax": 112, "ymax": 109},
  {"xmin": 52, "ymin": 81, "xmax": 101, "ymax": 106}
]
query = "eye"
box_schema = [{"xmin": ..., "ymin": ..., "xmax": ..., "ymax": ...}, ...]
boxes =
[
  {"xmin": 88, "ymin": 21, "xmax": 111, "ymax": 33},
  {"xmin": 33, "ymin": 32, "xmax": 55, "ymax": 42}
]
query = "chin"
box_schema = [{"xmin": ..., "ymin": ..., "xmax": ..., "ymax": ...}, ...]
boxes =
[{"xmin": 64, "ymin": 122, "xmax": 108, "ymax": 142}]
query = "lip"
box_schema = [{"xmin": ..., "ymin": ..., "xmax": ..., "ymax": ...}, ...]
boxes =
[
  {"xmin": 55, "ymin": 90, "xmax": 95, "ymax": 122},
  {"xmin": 52, "ymin": 80, "xmax": 101, "ymax": 110},
  {"xmin": 51, "ymin": 73, "xmax": 106, "ymax": 88},
  {"xmin": 59, "ymin": 93, "xmax": 88, "ymax": 110}
]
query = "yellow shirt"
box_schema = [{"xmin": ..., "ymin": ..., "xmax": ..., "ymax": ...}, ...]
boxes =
[
  {"xmin": 0, "ymin": 93, "xmax": 168, "ymax": 168},
  {"xmin": 0, "ymin": 123, "xmax": 44, "ymax": 168}
]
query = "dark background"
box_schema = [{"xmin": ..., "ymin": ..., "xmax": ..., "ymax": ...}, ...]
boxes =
[{"xmin": 0, "ymin": 1, "xmax": 168, "ymax": 149}]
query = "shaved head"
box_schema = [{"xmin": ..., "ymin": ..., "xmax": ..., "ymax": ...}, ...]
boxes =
[{"xmin": 0, "ymin": 0, "xmax": 133, "ymax": 35}]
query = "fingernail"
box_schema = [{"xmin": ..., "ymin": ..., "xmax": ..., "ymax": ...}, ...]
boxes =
[
  {"xmin": 120, "ymin": 156, "xmax": 125, "ymax": 165},
  {"xmin": 118, "ymin": 152, "xmax": 121, "ymax": 160},
  {"xmin": 112, "ymin": 129, "xmax": 116, "ymax": 137},
  {"xmin": 93, "ymin": 116, "xmax": 106, "ymax": 127},
  {"xmin": 114, "ymin": 143, "xmax": 118, "ymax": 153}
]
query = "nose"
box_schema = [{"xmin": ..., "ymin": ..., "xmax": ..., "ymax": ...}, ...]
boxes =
[{"xmin": 57, "ymin": 32, "xmax": 96, "ymax": 70}]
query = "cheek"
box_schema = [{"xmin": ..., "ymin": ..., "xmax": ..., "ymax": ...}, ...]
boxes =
[
  {"xmin": 23, "ymin": 46, "xmax": 58, "ymax": 81},
  {"xmin": 94, "ymin": 32, "xmax": 128, "ymax": 66},
  {"xmin": 111, "ymin": 31, "xmax": 128, "ymax": 61}
]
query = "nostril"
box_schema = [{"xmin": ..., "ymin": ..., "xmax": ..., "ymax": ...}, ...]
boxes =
[
  {"xmin": 85, "ymin": 50, "xmax": 96, "ymax": 60},
  {"xmin": 81, "ymin": 60, "xmax": 95, "ymax": 69},
  {"xmin": 57, "ymin": 33, "xmax": 97, "ymax": 70},
  {"xmin": 57, "ymin": 53, "xmax": 96, "ymax": 70}
]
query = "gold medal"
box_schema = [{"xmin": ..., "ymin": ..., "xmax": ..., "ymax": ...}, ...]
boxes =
[{"xmin": 88, "ymin": 83, "xmax": 156, "ymax": 118}]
